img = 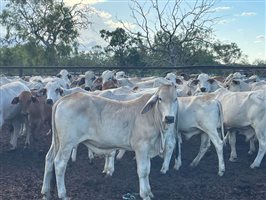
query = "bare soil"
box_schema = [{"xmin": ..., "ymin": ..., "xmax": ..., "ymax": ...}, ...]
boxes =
[{"xmin": 1, "ymin": 127, "xmax": 266, "ymax": 200}]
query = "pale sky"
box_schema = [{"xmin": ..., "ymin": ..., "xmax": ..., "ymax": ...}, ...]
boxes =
[{"xmin": 1, "ymin": 0, "xmax": 265, "ymax": 63}]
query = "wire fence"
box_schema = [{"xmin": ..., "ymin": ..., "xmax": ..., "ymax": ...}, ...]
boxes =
[{"xmin": 0, "ymin": 65, "xmax": 266, "ymax": 77}]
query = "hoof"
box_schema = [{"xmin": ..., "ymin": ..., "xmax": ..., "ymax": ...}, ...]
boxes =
[
  {"xmin": 218, "ymin": 170, "xmax": 225, "ymax": 176},
  {"xmin": 248, "ymin": 150, "xmax": 254, "ymax": 155},
  {"xmin": 189, "ymin": 162, "xmax": 198, "ymax": 168},
  {"xmin": 160, "ymin": 167, "xmax": 168, "ymax": 174},
  {"xmin": 229, "ymin": 157, "xmax": 237, "ymax": 162},
  {"xmin": 250, "ymin": 163, "xmax": 259, "ymax": 169}
]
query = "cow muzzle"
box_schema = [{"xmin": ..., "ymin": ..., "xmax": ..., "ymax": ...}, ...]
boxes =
[
  {"xmin": 200, "ymin": 87, "xmax": 206, "ymax": 92},
  {"xmin": 84, "ymin": 87, "xmax": 91, "ymax": 91},
  {"xmin": 164, "ymin": 116, "xmax": 175, "ymax": 124},
  {"xmin": 46, "ymin": 99, "xmax": 53, "ymax": 105}
]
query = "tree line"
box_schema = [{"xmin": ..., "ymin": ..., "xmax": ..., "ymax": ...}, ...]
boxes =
[{"xmin": 0, "ymin": 0, "xmax": 265, "ymax": 68}]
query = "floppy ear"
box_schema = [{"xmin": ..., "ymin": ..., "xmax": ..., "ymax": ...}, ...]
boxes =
[
  {"xmin": 11, "ymin": 97, "xmax": 19, "ymax": 104},
  {"xmin": 208, "ymin": 79, "xmax": 215, "ymax": 84},
  {"xmin": 56, "ymin": 87, "xmax": 64, "ymax": 96},
  {"xmin": 31, "ymin": 96, "xmax": 39, "ymax": 103},
  {"xmin": 78, "ymin": 77, "xmax": 85, "ymax": 86},
  {"xmin": 37, "ymin": 88, "xmax": 47, "ymax": 96},
  {"xmin": 176, "ymin": 78, "xmax": 183, "ymax": 85},
  {"xmin": 191, "ymin": 79, "xmax": 199, "ymax": 85},
  {"xmin": 67, "ymin": 74, "xmax": 72, "ymax": 79},
  {"xmin": 232, "ymin": 80, "xmax": 240, "ymax": 85},
  {"xmin": 141, "ymin": 95, "xmax": 158, "ymax": 114}
]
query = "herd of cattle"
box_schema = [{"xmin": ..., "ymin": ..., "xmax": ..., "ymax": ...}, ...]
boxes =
[{"xmin": 1, "ymin": 69, "xmax": 266, "ymax": 200}]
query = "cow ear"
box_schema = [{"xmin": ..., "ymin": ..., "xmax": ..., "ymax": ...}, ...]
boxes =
[
  {"xmin": 38, "ymin": 88, "xmax": 47, "ymax": 96},
  {"xmin": 11, "ymin": 97, "xmax": 19, "ymax": 104},
  {"xmin": 191, "ymin": 79, "xmax": 199, "ymax": 85},
  {"xmin": 78, "ymin": 77, "xmax": 85, "ymax": 86},
  {"xmin": 56, "ymin": 88, "xmax": 64, "ymax": 95},
  {"xmin": 208, "ymin": 79, "xmax": 215, "ymax": 84},
  {"xmin": 232, "ymin": 80, "xmax": 240, "ymax": 85},
  {"xmin": 141, "ymin": 95, "xmax": 158, "ymax": 114},
  {"xmin": 31, "ymin": 96, "xmax": 39, "ymax": 103},
  {"xmin": 176, "ymin": 78, "xmax": 183, "ymax": 85}
]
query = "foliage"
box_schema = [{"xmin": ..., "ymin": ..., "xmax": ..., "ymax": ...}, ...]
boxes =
[
  {"xmin": 0, "ymin": 0, "xmax": 91, "ymax": 64},
  {"xmin": 213, "ymin": 42, "xmax": 242, "ymax": 64},
  {"xmin": 100, "ymin": 28, "xmax": 146, "ymax": 67}
]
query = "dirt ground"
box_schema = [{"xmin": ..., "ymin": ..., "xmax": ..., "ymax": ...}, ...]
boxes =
[{"xmin": 1, "ymin": 127, "xmax": 266, "ymax": 200}]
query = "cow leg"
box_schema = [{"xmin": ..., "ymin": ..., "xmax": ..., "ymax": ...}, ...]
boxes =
[
  {"xmin": 25, "ymin": 121, "xmax": 33, "ymax": 148},
  {"xmin": 116, "ymin": 149, "xmax": 126, "ymax": 160},
  {"xmin": 208, "ymin": 132, "xmax": 225, "ymax": 176},
  {"xmin": 190, "ymin": 133, "xmax": 210, "ymax": 167},
  {"xmin": 54, "ymin": 145, "xmax": 72, "ymax": 199},
  {"xmin": 135, "ymin": 148, "xmax": 153, "ymax": 200},
  {"xmin": 174, "ymin": 132, "xmax": 182, "ymax": 171},
  {"xmin": 102, "ymin": 155, "xmax": 109, "ymax": 174},
  {"xmin": 248, "ymin": 136, "xmax": 256, "ymax": 155},
  {"xmin": 106, "ymin": 151, "xmax": 116, "ymax": 176},
  {"xmin": 250, "ymin": 129, "xmax": 266, "ymax": 168},
  {"xmin": 102, "ymin": 151, "xmax": 116, "ymax": 176},
  {"xmin": 88, "ymin": 149, "xmax": 94, "ymax": 164},
  {"xmin": 9, "ymin": 119, "xmax": 21, "ymax": 150},
  {"xmin": 228, "ymin": 131, "xmax": 237, "ymax": 162},
  {"xmin": 160, "ymin": 133, "xmax": 176, "ymax": 174},
  {"xmin": 41, "ymin": 144, "xmax": 56, "ymax": 200}
]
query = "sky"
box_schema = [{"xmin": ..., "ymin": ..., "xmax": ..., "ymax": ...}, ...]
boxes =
[{"xmin": 0, "ymin": 0, "xmax": 265, "ymax": 63}]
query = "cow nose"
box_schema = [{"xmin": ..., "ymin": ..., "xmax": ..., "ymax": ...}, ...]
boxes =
[
  {"xmin": 164, "ymin": 116, "xmax": 175, "ymax": 124},
  {"xmin": 46, "ymin": 99, "xmax": 53, "ymax": 105},
  {"xmin": 200, "ymin": 87, "xmax": 206, "ymax": 92},
  {"xmin": 84, "ymin": 87, "xmax": 91, "ymax": 91}
]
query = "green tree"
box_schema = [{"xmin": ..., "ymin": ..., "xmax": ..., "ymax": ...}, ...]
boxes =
[
  {"xmin": 100, "ymin": 28, "xmax": 146, "ymax": 67},
  {"xmin": 0, "ymin": 0, "xmax": 91, "ymax": 65},
  {"xmin": 213, "ymin": 42, "xmax": 242, "ymax": 64}
]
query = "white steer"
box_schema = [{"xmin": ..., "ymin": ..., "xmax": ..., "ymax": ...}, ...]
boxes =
[
  {"xmin": 0, "ymin": 81, "xmax": 30, "ymax": 149},
  {"xmin": 41, "ymin": 85, "xmax": 178, "ymax": 200}
]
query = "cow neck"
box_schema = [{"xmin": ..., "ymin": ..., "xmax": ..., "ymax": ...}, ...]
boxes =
[{"xmin": 153, "ymin": 103, "xmax": 167, "ymax": 154}]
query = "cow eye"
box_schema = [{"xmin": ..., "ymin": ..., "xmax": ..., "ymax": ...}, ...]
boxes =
[{"xmin": 158, "ymin": 97, "xmax": 162, "ymax": 102}]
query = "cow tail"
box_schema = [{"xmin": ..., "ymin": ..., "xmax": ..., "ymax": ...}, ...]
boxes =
[{"xmin": 216, "ymin": 100, "xmax": 225, "ymax": 146}]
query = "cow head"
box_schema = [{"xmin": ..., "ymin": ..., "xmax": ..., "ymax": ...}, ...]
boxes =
[
  {"xmin": 101, "ymin": 70, "xmax": 116, "ymax": 84},
  {"xmin": 225, "ymin": 79, "xmax": 244, "ymax": 92},
  {"xmin": 91, "ymin": 77, "xmax": 103, "ymax": 91},
  {"xmin": 102, "ymin": 79, "xmax": 118, "ymax": 90},
  {"xmin": 141, "ymin": 85, "xmax": 178, "ymax": 126},
  {"xmin": 11, "ymin": 91, "xmax": 39, "ymax": 115},
  {"xmin": 45, "ymin": 81, "xmax": 64, "ymax": 105},
  {"xmin": 84, "ymin": 71, "xmax": 96, "ymax": 91},
  {"xmin": 56, "ymin": 69, "xmax": 72, "ymax": 85},
  {"xmin": 191, "ymin": 73, "xmax": 220, "ymax": 94},
  {"xmin": 115, "ymin": 71, "xmax": 128, "ymax": 79}
]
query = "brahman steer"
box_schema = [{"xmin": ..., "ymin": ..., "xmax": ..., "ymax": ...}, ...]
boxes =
[
  {"xmin": 213, "ymin": 88, "xmax": 266, "ymax": 168},
  {"xmin": 11, "ymin": 91, "xmax": 52, "ymax": 146},
  {"xmin": 173, "ymin": 95, "xmax": 225, "ymax": 176},
  {"xmin": 0, "ymin": 81, "xmax": 30, "ymax": 149},
  {"xmin": 41, "ymin": 85, "xmax": 178, "ymax": 200}
]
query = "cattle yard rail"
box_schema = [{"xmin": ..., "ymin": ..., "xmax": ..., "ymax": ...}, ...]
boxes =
[{"xmin": 0, "ymin": 65, "xmax": 266, "ymax": 77}]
